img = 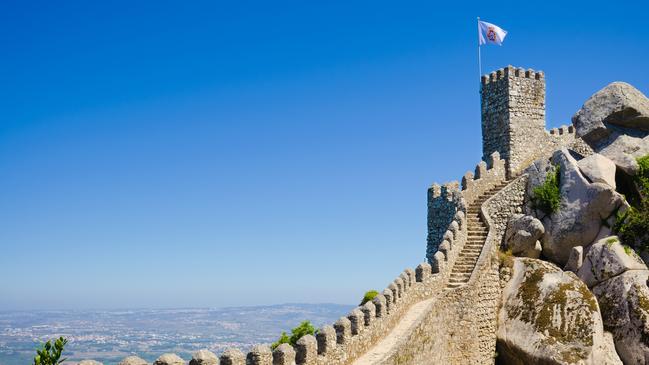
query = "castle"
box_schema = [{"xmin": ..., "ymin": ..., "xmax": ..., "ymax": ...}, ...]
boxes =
[{"xmin": 94, "ymin": 66, "xmax": 592, "ymax": 365}]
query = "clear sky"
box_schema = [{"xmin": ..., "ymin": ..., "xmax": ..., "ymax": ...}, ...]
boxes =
[{"xmin": 1, "ymin": 1, "xmax": 648, "ymax": 310}]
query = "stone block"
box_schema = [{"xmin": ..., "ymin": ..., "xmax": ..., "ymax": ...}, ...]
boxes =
[
  {"xmin": 246, "ymin": 345, "xmax": 272, "ymax": 365},
  {"xmin": 295, "ymin": 335, "xmax": 317, "ymax": 365},
  {"xmin": 154, "ymin": 354, "xmax": 183, "ymax": 365},
  {"xmin": 220, "ymin": 348, "xmax": 245, "ymax": 365},
  {"xmin": 347, "ymin": 308, "xmax": 364, "ymax": 335},
  {"xmin": 416, "ymin": 262, "xmax": 432, "ymax": 282},
  {"xmin": 272, "ymin": 344, "xmax": 295, "ymax": 365},
  {"xmin": 315, "ymin": 325, "xmax": 336, "ymax": 355},
  {"xmin": 333, "ymin": 317, "xmax": 351, "ymax": 344},
  {"xmin": 360, "ymin": 301, "xmax": 376, "ymax": 326},
  {"xmin": 191, "ymin": 350, "xmax": 218, "ymax": 365},
  {"xmin": 372, "ymin": 294, "xmax": 387, "ymax": 317}
]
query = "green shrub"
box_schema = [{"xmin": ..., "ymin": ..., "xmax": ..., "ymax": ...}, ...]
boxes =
[
  {"xmin": 636, "ymin": 155, "xmax": 649, "ymax": 195},
  {"xmin": 33, "ymin": 337, "xmax": 67, "ymax": 365},
  {"xmin": 271, "ymin": 332, "xmax": 291, "ymax": 350},
  {"xmin": 360, "ymin": 290, "xmax": 379, "ymax": 306},
  {"xmin": 532, "ymin": 165, "xmax": 561, "ymax": 215},
  {"xmin": 613, "ymin": 155, "xmax": 649, "ymax": 249},
  {"xmin": 271, "ymin": 320, "xmax": 316, "ymax": 349},
  {"xmin": 614, "ymin": 206, "xmax": 649, "ymax": 250}
]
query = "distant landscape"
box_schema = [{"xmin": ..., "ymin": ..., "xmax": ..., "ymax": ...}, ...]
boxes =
[{"xmin": 0, "ymin": 304, "xmax": 353, "ymax": 365}]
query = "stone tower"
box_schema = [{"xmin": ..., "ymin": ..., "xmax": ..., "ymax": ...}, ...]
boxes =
[{"xmin": 480, "ymin": 66, "xmax": 547, "ymax": 176}]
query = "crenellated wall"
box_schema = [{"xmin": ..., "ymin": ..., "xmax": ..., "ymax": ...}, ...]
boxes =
[
  {"xmin": 426, "ymin": 181, "xmax": 464, "ymax": 262},
  {"xmin": 426, "ymin": 151, "xmax": 506, "ymax": 263},
  {"xmin": 461, "ymin": 151, "xmax": 507, "ymax": 206},
  {"xmin": 480, "ymin": 65, "xmax": 591, "ymax": 177},
  {"xmin": 95, "ymin": 198, "xmax": 473, "ymax": 365},
  {"xmin": 380, "ymin": 174, "xmax": 528, "ymax": 365},
  {"xmin": 76, "ymin": 66, "xmax": 583, "ymax": 365}
]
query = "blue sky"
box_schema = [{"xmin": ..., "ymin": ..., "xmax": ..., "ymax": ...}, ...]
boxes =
[{"xmin": 1, "ymin": 1, "xmax": 648, "ymax": 310}]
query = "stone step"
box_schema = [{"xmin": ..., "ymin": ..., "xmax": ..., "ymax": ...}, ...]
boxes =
[
  {"xmin": 456, "ymin": 258, "xmax": 479, "ymax": 264},
  {"xmin": 462, "ymin": 247, "xmax": 482, "ymax": 252},
  {"xmin": 448, "ymin": 273, "xmax": 471, "ymax": 283},
  {"xmin": 455, "ymin": 257, "xmax": 477, "ymax": 262},
  {"xmin": 448, "ymin": 278, "xmax": 469, "ymax": 284},
  {"xmin": 453, "ymin": 263, "xmax": 475, "ymax": 269},
  {"xmin": 449, "ymin": 275, "xmax": 471, "ymax": 281},
  {"xmin": 461, "ymin": 252, "xmax": 481, "ymax": 256}
]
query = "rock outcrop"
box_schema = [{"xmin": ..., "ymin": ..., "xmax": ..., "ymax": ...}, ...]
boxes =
[
  {"xmin": 593, "ymin": 270, "xmax": 649, "ymax": 364},
  {"xmin": 497, "ymin": 258, "xmax": 621, "ymax": 365},
  {"xmin": 565, "ymin": 246, "xmax": 584, "ymax": 273},
  {"xmin": 577, "ymin": 153, "xmax": 617, "ymax": 189},
  {"xmin": 504, "ymin": 214, "xmax": 544, "ymax": 258},
  {"xmin": 573, "ymin": 82, "xmax": 649, "ymax": 175},
  {"xmin": 577, "ymin": 236, "xmax": 647, "ymax": 288},
  {"xmin": 539, "ymin": 149, "xmax": 626, "ymax": 265}
]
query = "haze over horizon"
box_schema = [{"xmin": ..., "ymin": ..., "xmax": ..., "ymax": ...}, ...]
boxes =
[{"xmin": 1, "ymin": 0, "xmax": 648, "ymax": 310}]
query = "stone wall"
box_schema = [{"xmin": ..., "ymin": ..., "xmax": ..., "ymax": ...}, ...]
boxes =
[
  {"xmin": 77, "ymin": 66, "xmax": 580, "ymax": 365},
  {"xmin": 461, "ymin": 151, "xmax": 507, "ymax": 206},
  {"xmin": 480, "ymin": 66, "xmax": 590, "ymax": 177},
  {"xmin": 426, "ymin": 151, "xmax": 506, "ymax": 263},
  {"xmin": 481, "ymin": 66, "xmax": 547, "ymax": 176},
  {"xmin": 86, "ymin": 181, "xmax": 476, "ymax": 365},
  {"xmin": 381, "ymin": 175, "xmax": 528, "ymax": 365},
  {"xmin": 79, "ymin": 177, "xmax": 527, "ymax": 365},
  {"xmin": 96, "ymin": 200, "xmax": 467, "ymax": 365},
  {"xmin": 426, "ymin": 182, "xmax": 464, "ymax": 262}
]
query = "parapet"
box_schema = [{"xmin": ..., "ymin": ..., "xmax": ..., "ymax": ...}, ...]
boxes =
[
  {"xmin": 480, "ymin": 65, "xmax": 544, "ymax": 86},
  {"xmin": 102, "ymin": 258, "xmax": 448, "ymax": 365},
  {"xmin": 548, "ymin": 124, "xmax": 575, "ymax": 136},
  {"xmin": 461, "ymin": 151, "xmax": 506, "ymax": 205}
]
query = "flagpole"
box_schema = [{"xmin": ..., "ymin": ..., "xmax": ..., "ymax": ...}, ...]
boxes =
[{"xmin": 477, "ymin": 17, "xmax": 482, "ymax": 84}]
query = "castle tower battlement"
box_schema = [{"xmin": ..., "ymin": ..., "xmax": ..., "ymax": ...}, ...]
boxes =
[{"xmin": 480, "ymin": 65, "xmax": 547, "ymax": 176}]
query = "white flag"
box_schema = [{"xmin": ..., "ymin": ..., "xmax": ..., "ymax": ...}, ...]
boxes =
[{"xmin": 478, "ymin": 20, "xmax": 507, "ymax": 46}]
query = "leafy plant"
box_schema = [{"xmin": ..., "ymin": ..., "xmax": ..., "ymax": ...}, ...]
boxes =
[
  {"xmin": 612, "ymin": 155, "xmax": 649, "ymax": 251},
  {"xmin": 360, "ymin": 290, "xmax": 379, "ymax": 306},
  {"xmin": 271, "ymin": 320, "xmax": 316, "ymax": 349},
  {"xmin": 271, "ymin": 331, "xmax": 291, "ymax": 350},
  {"xmin": 33, "ymin": 337, "xmax": 67, "ymax": 365},
  {"xmin": 532, "ymin": 165, "xmax": 561, "ymax": 215},
  {"xmin": 635, "ymin": 155, "xmax": 649, "ymax": 196},
  {"xmin": 614, "ymin": 205, "xmax": 649, "ymax": 250}
]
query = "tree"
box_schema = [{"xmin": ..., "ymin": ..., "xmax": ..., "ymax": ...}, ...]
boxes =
[{"xmin": 33, "ymin": 337, "xmax": 68, "ymax": 365}]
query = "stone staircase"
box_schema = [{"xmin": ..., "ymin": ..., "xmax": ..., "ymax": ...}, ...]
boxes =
[{"xmin": 447, "ymin": 180, "xmax": 510, "ymax": 289}]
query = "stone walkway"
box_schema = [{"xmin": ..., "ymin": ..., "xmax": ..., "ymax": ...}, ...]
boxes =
[
  {"xmin": 447, "ymin": 181, "xmax": 510, "ymax": 289},
  {"xmin": 351, "ymin": 298, "xmax": 435, "ymax": 365},
  {"xmin": 353, "ymin": 180, "xmax": 511, "ymax": 364}
]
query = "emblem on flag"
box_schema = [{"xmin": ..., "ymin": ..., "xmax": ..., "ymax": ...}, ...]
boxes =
[{"xmin": 478, "ymin": 20, "xmax": 507, "ymax": 46}]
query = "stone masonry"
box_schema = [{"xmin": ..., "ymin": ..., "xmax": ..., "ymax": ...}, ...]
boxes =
[
  {"xmin": 78, "ymin": 66, "xmax": 588, "ymax": 365},
  {"xmin": 481, "ymin": 66, "xmax": 547, "ymax": 176}
]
